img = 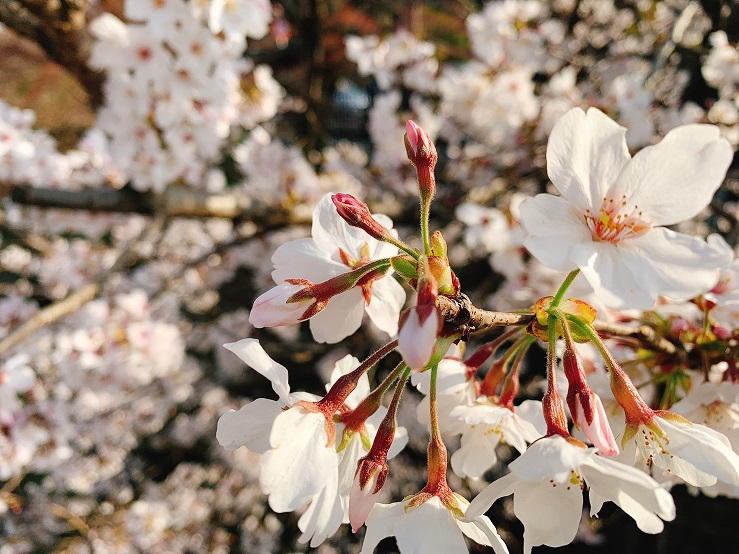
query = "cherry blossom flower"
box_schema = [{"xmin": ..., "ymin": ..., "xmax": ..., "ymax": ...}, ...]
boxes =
[
  {"xmin": 520, "ymin": 107, "xmax": 734, "ymax": 309},
  {"xmin": 466, "ymin": 436, "xmax": 676, "ymax": 553},
  {"xmin": 361, "ymin": 495, "xmax": 508, "ymax": 554},
  {"xmin": 449, "ymin": 400, "xmax": 545, "ymax": 479},
  {"xmin": 256, "ymin": 193, "xmax": 406, "ymax": 343},
  {"xmin": 217, "ymin": 340, "xmax": 406, "ymax": 547}
]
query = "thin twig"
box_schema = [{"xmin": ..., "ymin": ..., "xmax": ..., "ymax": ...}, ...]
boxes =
[{"xmin": 0, "ymin": 217, "xmax": 168, "ymax": 357}]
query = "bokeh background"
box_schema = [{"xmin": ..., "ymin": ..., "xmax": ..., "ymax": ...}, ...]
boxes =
[{"xmin": 0, "ymin": 0, "xmax": 737, "ymax": 552}]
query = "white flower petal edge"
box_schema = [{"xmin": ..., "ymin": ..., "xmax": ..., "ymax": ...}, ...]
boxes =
[
  {"xmin": 223, "ymin": 339, "xmax": 290, "ymax": 404},
  {"xmin": 360, "ymin": 496, "xmax": 508, "ymax": 554}
]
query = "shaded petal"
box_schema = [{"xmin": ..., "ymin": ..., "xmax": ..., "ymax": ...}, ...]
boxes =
[
  {"xmin": 298, "ymin": 472, "xmax": 345, "ymax": 547},
  {"xmin": 364, "ymin": 275, "xmax": 406, "ymax": 337},
  {"xmin": 620, "ymin": 227, "xmax": 731, "ymax": 301},
  {"xmin": 313, "ymin": 193, "xmax": 393, "ymax": 260},
  {"xmin": 216, "ymin": 398, "xmax": 282, "ymax": 453},
  {"xmin": 657, "ymin": 418, "xmax": 739, "ymax": 487},
  {"xmin": 309, "ymin": 288, "xmax": 366, "ymax": 344},
  {"xmin": 547, "ymin": 107, "xmax": 631, "ymax": 213},
  {"xmin": 223, "ymin": 339, "xmax": 290, "ymax": 403},
  {"xmin": 451, "ymin": 426, "xmax": 501, "ymax": 479},
  {"xmin": 615, "ymin": 125, "xmax": 733, "ymax": 226},
  {"xmin": 458, "ymin": 515, "xmax": 510, "ymax": 554},
  {"xmin": 466, "ymin": 472, "xmax": 519, "ymax": 519},
  {"xmin": 361, "ymin": 499, "xmax": 468, "ymax": 554},
  {"xmin": 571, "ymin": 242, "xmax": 655, "ymax": 310},
  {"xmin": 515, "ymin": 477, "xmax": 583, "ymax": 553},
  {"xmin": 580, "ymin": 455, "xmax": 675, "ymax": 534},
  {"xmin": 271, "ymin": 238, "xmax": 342, "ymax": 283},
  {"xmin": 510, "ymin": 436, "xmax": 593, "ymax": 483},
  {"xmin": 260, "ymin": 408, "xmax": 338, "ymax": 512},
  {"xmin": 520, "ymin": 194, "xmax": 591, "ymax": 272}
]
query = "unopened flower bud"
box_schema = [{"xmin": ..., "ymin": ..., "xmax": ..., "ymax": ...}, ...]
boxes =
[
  {"xmin": 331, "ymin": 193, "xmax": 394, "ymax": 242},
  {"xmin": 404, "ymin": 120, "xmax": 437, "ymax": 169},
  {"xmin": 349, "ymin": 457, "xmax": 387, "ymax": 532},
  {"xmin": 397, "ymin": 304, "xmax": 442, "ymax": 371},
  {"xmin": 249, "ymin": 281, "xmax": 316, "ymax": 328}
]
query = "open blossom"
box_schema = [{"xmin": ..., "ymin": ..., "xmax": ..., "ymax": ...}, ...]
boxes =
[
  {"xmin": 251, "ymin": 193, "xmax": 405, "ymax": 343},
  {"xmin": 216, "ymin": 340, "xmax": 406, "ymax": 547},
  {"xmin": 466, "ymin": 436, "xmax": 676, "ymax": 554},
  {"xmin": 362, "ymin": 495, "xmax": 508, "ymax": 554},
  {"xmin": 449, "ymin": 400, "xmax": 545, "ymax": 479},
  {"xmin": 520, "ymin": 107, "xmax": 733, "ymax": 309}
]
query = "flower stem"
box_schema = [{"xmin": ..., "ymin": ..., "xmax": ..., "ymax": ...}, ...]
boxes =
[
  {"xmin": 319, "ymin": 339, "xmax": 399, "ymax": 415},
  {"xmin": 551, "ymin": 269, "xmax": 580, "ymax": 308},
  {"xmin": 420, "ymin": 196, "xmax": 432, "ymax": 256}
]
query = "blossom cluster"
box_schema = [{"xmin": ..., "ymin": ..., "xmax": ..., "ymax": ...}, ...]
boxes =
[{"xmin": 0, "ymin": 0, "xmax": 737, "ymax": 552}]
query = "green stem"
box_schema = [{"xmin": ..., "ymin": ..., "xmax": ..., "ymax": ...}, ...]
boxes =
[
  {"xmin": 387, "ymin": 238, "xmax": 421, "ymax": 260},
  {"xmin": 551, "ymin": 269, "xmax": 581, "ymax": 308},
  {"xmin": 429, "ymin": 362, "xmax": 441, "ymax": 443},
  {"xmin": 420, "ymin": 199, "xmax": 432, "ymax": 256}
]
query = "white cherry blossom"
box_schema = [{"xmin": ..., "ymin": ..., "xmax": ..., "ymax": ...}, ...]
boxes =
[
  {"xmin": 466, "ymin": 436, "xmax": 676, "ymax": 554},
  {"xmin": 263, "ymin": 193, "xmax": 406, "ymax": 343},
  {"xmin": 520, "ymin": 107, "xmax": 734, "ymax": 309},
  {"xmin": 450, "ymin": 399, "xmax": 545, "ymax": 479},
  {"xmin": 361, "ymin": 495, "xmax": 508, "ymax": 554}
]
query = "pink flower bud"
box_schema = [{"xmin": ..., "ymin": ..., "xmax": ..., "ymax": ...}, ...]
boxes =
[
  {"xmin": 249, "ymin": 282, "xmax": 315, "ymax": 328},
  {"xmin": 397, "ymin": 304, "xmax": 442, "ymax": 371},
  {"xmin": 573, "ymin": 389, "xmax": 619, "ymax": 456},
  {"xmin": 349, "ymin": 458, "xmax": 386, "ymax": 532},
  {"xmin": 562, "ymin": 347, "xmax": 618, "ymax": 455},
  {"xmin": 404, "ymin": 120, "xmax": 437, "ymax": 168},
  {"xmin": 331, "ymin": 193, "xmax": 392, "ymax": 242}
]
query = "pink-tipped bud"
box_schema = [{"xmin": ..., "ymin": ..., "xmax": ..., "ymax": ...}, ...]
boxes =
[
  {"xmin": 249, "ymin": 282, "xmax": 316, "ymax": 328},
  {"xmin": 572, "ymin": 390, "xmax": 619, "ymax": 456},
  {"xmin": 397, "ymin": 261, "xmax": 442, "ymax": 370},
  {"xmin": 563, "ymin": 347, "xmax": 618, "ymax": 455},
  {"xmin": 349, "ymin": 457, "xmax": 387, "ymax": 532},
  {"xmin": 397, "ymin": 305, "xmax": 442, "ymax": 371},
  {"xmin": 404, "ymin": 120, "xmax": 437, "ymax": 168},
  {"xmin": 331, "ymin": 193, "xmax": 393, "ymax": 242}
]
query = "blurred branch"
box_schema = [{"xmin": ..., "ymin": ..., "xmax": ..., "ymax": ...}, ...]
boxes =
[
  {"xmin": 0, "ymin": 0, "xmax": 104, "ymax": 107},
  {"xmin": 0, "ymin": 217, "xmax": 168, "ymax": 357}
]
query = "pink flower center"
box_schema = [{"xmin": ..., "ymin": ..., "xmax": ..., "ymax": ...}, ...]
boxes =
[{"xmin": 584, "ymin": 195, "xmax": 651, "ymax": 243}]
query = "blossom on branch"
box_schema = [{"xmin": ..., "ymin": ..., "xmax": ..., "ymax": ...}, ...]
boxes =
[{"xmin": 520, "ymin": 107, "xmax": 733, "ymax": 309}]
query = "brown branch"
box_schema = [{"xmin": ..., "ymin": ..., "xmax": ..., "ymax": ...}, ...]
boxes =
[
  {"xmin": 0, "ymin": 217, "xmax": 168, "ymax": 357},
  {"xmin": 437, "ymin": 294, "xmax": 680, "ymax": 357},
  {"xmin": 0, "ymin": 0, "xmax": 104, "ymax": 107},
  {"xmin": 591, "ymin": 320, "xmax": 679, "ymax": 357},
  {"xmin": 8, "ymin": 183, "xmax": 410, "ymax": 223}
]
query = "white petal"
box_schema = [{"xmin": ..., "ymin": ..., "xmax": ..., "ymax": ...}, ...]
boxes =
[
  {"xmin": 615, "ymin": 125, "xmax": 733, "ymax": 226},
  {"xmin": 361, "ymin": 498, "xmax": 470, "ymax": 554},
  {"xmin": 547, "ymin": 107, "xmax": 631, "ymax": 213},
  {"xmin": 364, "ymin": 275, "xmax": 406, "ymax": 337},
  {"xmin": 510, "ymin": 436, "xmax": 593, "ymax": 483},
  {"xmin": 580, "ymin": 455, "xmax": 675, "ymax": 534},
  {"xmin": 658, "ymin": 418, "xmax": 739, "ymax": 487},
  {"xmin": 620, "ymin": 227, "xmax": 731, "ymax": 301},
  {"xmin": 309, "ymin": 288, "xmax": 366, "ymax": 344},
  {"xmin": 520, "ymin": 194, "xmax": 591, "ymax": 272},
  {"xmin": 466, "ymin": 472, "xmax": 519, "ymax": 519},
  {"xmin": 312, "ymin": 193, "xmax": 392, "ymax": 259},
  {"xmin": 327, "ymin": 355, "xmax": 366, "ymax": 407},
  {"xmin": 216, "ymin": 398, "xmax": 282, "ymax": 453},
  {"xmin": 271, "ymin": 238, "xmax": 342, "ymax": 284},
  {"xmin": 458, "ymin": 515, "xmax": 510, "ymax": 554},
  {"xmin": 451, "ymin": 426, "xmax": 501, "ymax": 479},
  {"xmin": 298, "ymin": 472, "xmax": 345, "ymax": 547},
  {"xmin": 515, "ymin": 477, "xmax": 583, "ymax": 552},
  {"xmin": 223, "ymin": 339, "xmax": 290, "ymax": 404},
  {"xmin": 260, "ymin": 407, "xmax": 338, "ymax": 512},
  {"xmin": 397, "ymin": 308, "xmax": 439, "ymax": 370},
  {"xmin": 571, "ymin": 241, "xmax": 656, "ymax": 310}
]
